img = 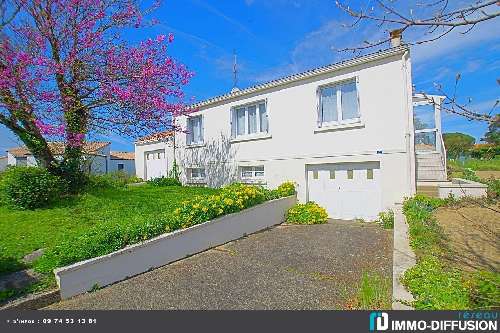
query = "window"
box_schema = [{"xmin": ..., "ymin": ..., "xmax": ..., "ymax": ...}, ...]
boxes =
[
  {"xmin": 187, "ymin": 115, "xmax": 203, "ymax": 145},
  {"xmin": 118, "ymin": 163, "xmax": 124, "ymax": 171},
  {"xmin": 189, "ymin": 168, "xmax": 206, "ymax": 180},
  {"xmin": 347, "ymin": 170, "xmax": 354, "ymax": 179},
  {"xmin": 231, "ymin": 101, "xmax": 268, "ymax": 137},
  {"xmin": 318, "ymin": 79, "xmax": 359, "ymax": 126},
  {"xmin": 313, "ymin": 170, "xmax": 318, "ymax": 179},
  {"xmin": 241, "ymin": 166, "xmax": 264, "ymax": 179},
  {"xmin": 367, "ymin": 169, "xmax": 373, "ymax": 180},
  {"xmin": 329, "ymin": 170, "xmax": 335, "ymax": 179}
]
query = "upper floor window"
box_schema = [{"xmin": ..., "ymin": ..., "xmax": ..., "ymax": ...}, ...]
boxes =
[
  {"xmin": 187, "ymin": 115, "xmax": 203, "ymax": 145},
  {"xmin": 318, "ymin": 79, "xmax": 359, "ymax": 126},
  {"xmin": 231, "ymin": 101, "xmax": 268, "ymax": 137}
]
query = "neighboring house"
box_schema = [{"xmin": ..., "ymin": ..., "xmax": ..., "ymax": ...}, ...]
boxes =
[
  {"xmin": 135, "ymin": 41, "xmax": 447, "ymax": 220},
  {"xmin": 6, "ymin": 142, "xmax": 136, "ymax": 175},
  {"xmin": 0, "ymin": 156, "xmax": 7, "ymax": 172},
  {"xmin": 109, "ymin": 151, "xmax": 136, "ymax": 175}
]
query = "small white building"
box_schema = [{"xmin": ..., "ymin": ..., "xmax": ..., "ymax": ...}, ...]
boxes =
[
  {"xmin": 6, "ymin": 142, "xmax": 136, "ymax": 176},
  {"xmin": 0, "ymin": 156, "xmax": 7, "ymax": 172},
  {"xmin": 135, "ymin": 44, "xmax": 447, "ymax": 220}
]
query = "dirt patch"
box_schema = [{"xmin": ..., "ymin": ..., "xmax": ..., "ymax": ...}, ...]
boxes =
[
  {"xmin": 476, "ymin": 171, "xmax": 500, "ymax": 179},
  {"xmin": 434, "ymin": 201, "xmax": 500, "ymax": 272}
]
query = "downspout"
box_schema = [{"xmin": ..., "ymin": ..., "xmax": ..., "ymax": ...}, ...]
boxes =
[{"xmin": 401, "ymin": 49, "xmax": 416, "ymax": 196}]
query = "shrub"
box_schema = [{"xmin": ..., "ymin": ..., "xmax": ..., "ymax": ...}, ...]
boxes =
[
  {"xmin": 402, "ymin": 195, "xmax": 444, "ymax": 254},
  {"xmin": 172, "ymin": 183, "xmax": 267, "ymax": 229},
  {"xmin": 86, "ymin": 173, "xmax": 126, "ymax": 190},
  {"xmin": 276, "ymin": 181, "xmax": 296, "ymax": 197},
  {"xmin": 483, "ymin": 178, "xmax": 500, "ymax": 199},
  {"xmin": 467, "ymin": 271, "xmax": 500, "ymax": 309},
  {"xmin": 377, "ymin": 210, "xmax": 394, "ymax": 229},
  {"xmin": 147, "ymin": 176, "xmax": 181, "ymax": 187},
  {"xmin": 35, "ymin": 216, "xmax": 172, "ymax": 273},
  {"xmin": 0, "ymin": 166, "xmax": 66, "ymax": 209},
  {"xmin": 463, "ymin": 168, "xmax": 481, "ymax": 182},
  {"xmin": 285, "ymin": 202, "xmax": 328, "ymax": 225},
  {"xmin": 403, "ymin": 255, "xmax": 470, "ymax": 310}
]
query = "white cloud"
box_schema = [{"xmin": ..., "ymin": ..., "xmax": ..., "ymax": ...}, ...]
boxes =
[
  {"xmin": 255, "ymin": 20, "xmax": 364, "ymax": 82},
  {"xmin": 411, "ymin": 18, "xmax": 500, "ymax": 66}
]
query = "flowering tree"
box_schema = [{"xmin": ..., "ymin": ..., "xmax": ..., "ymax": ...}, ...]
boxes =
[{"xmin": 0, "ymin": 0, "xmax": 193, "ymax": 188}]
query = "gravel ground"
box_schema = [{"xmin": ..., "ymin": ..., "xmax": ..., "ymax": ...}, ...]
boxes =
[{"xmin": 45, "ymin": 220, "xmax": 392, "ymax": 310}]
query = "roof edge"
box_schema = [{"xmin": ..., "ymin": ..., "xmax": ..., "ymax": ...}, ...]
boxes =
[{"xmin": 189, "ymin": 45, "xmax": 409, "ymax": 110}]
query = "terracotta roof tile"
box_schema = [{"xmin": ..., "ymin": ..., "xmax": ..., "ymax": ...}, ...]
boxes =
[
  {"xmin": 7, "ymin": 142, "xmax": 110, "ymax": 157},
  {"xmin": 135, "ymin": 130, "xmax": 173, "ymax": 144},
  {"xmin": 110, "ymin": 151, "xmax": 135, "ymax": 160}
]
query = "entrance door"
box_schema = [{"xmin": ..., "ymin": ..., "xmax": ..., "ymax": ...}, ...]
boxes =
[
  {"xmin": 145, "ymin": 149, "xmax": 168, "ymax": 180},
  {"xmin": 307, "ymin": 162, "xmax": 382, "ymax": 220}
]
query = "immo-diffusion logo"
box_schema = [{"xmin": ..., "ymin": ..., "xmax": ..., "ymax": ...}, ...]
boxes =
[{"xmin": 369, "ymin": 312, "xmax": 389, "ymax": 331}]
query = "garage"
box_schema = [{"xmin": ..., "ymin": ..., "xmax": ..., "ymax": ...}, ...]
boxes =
[
  {"xmin": 145, "ymin": 149, "xmax": 169, "ymax": 180},
  {"xmin": 307, "ymin": 162, "xmax": 382, "ymax": 220}
]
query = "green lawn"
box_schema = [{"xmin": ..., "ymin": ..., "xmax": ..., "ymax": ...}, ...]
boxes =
[
  {"xmin": 0, "ymin": 185, "xmax": 219, "ymax": 275},
  {"xmin": 448, "ymin": 157, "xmax": 500, "ymax": 171}
]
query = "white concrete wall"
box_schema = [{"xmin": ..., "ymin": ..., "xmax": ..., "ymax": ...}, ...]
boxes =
[
  {"xmin": 137, "ymin": 49, "xmax": 415, "ymax": 213},
  {"xmin": 7, "ymin": 152, "xmax": 16, "ymax": 166},
  {"xmin": 109, "ymin": 159, "xmax": 135, "ymax": 175},
  {"xmin": 438, "ymin": 178, "xmax": 487, "ymax": 199},
  {"xmin": 0, "ymin": 157, "xmax": 7, "ymax": 171}
]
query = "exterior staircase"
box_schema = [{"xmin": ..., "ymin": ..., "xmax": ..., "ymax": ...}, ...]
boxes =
[
  {"xmin": 416, "ymin": 153, "xmax": 447, "ymax": 182},
  {"xmin": 416, "ymin": 153, "xmax": 447, "ymax": 197}
]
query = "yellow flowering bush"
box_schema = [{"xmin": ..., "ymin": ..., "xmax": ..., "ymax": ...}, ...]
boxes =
[
  {"xmin": 172, "ymin": 182, "xmax": 296, "ymax": 229},
  {"xmin": 285, "ymin": 201, "xmax": 328, "ymax": 225}
]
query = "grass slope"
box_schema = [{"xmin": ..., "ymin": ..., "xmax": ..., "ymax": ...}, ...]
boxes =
[
  {"xmin": 448, "ymin": 158, "xmax": 500, "ymax": 171},
  {"xmin": 0, "ymin": 185, "xmax": 218, "ymax": 276}
]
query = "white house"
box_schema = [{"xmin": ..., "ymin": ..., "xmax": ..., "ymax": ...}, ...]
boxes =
[
  {"xmin": 135, "ymin": 42, "xmax": 447, "ymax": 220},
  {"xmin": 0, "ymin": 155, "xmax": 7, "ymax": 172},
  {"xmin": 6, "ymin": 142, "xmax": 136, "ymax": 176}
]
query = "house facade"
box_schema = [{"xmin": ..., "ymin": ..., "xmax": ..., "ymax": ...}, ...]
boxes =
[
  {"xmin": 5, "ymin": 142, "xmax": 136, "ymax": 176},
  {"xmin": 0, "ymin": 156, "xmax": 7, "ymax": 172},
  {"xmin": 135, "ymin": 45, "xmax": 437, "ymax": 220}
]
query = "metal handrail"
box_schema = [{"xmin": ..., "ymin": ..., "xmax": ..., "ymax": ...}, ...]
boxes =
[{"xmin": 438, "ymin": 130, "xmax": 447, "ymax": 176}]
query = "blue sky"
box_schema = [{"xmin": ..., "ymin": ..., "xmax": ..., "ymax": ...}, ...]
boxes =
[{"xmin": 1, "ymin": 0, "xmax": 499, "ymax": 154}]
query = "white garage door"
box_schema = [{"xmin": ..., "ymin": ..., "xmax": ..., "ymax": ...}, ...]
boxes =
[
  {"xmin": 307, "ymin": 162, "xmax": 381, "ymax": 220},
  {"xmin": 145, "ymin": 150, "xmax": 169, "ymax": 180}
]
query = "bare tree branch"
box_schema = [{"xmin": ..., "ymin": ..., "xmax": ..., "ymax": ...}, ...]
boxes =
[{"xmin": 336, "ymin": 0, "xmax": 499, "ymax": 123}]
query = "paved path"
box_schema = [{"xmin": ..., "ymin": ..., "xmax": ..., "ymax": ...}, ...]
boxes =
[{"xmin": 46, "ymin": 220, "xmax": 392, "ymax": 310}]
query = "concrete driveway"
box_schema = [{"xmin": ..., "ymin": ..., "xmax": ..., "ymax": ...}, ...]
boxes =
[{"xmin": 46, "ymin": 220, "xmax": 392, "ymax": 310}]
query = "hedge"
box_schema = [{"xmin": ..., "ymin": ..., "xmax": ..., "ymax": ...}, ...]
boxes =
[{"xmin": 0, "ymin": 166, "xmax": 66, "ymax": 209}]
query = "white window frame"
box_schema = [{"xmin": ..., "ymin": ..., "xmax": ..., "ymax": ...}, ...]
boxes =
[
  {"xmin": 240, "ymin": 166, "xmax": 265, "ymax": 179},
  {"xmin": 317, "ymin": 78, "xmax": 360, "ymax": 128},
  {"xmin": 188, "ymin": 167, "xmax": 206, "ymax": 181},
  {"xmin": 231, "ymin": 100, "xmax": 269, "ymax": 138},
  {"xmin": 187, "ymin": 115, "xmax": 204, "ymax": 145}
]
